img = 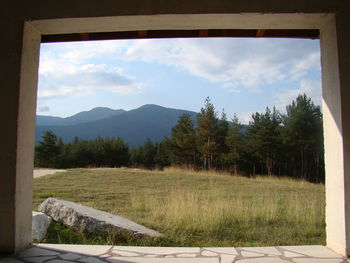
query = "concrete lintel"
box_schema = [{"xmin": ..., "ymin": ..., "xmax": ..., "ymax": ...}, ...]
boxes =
[{"xmin": 29, "ymin": 13, "xmax": 333, "ymax": 35}]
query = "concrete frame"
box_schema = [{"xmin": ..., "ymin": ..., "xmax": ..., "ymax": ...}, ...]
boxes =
[{"xmin": 0, "ymin": 6, "xmax": 349, "ymax": 258}]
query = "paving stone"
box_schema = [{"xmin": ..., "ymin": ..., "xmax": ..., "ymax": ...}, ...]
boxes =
[
  {"xmin": 12, "ymin": 245, "xmax": 345, "ymax": 263},
  {"xmin": 24, "ymin": 256, "xmax": 57, "ymax": 263},
  {"xmin": 283, "ymin": 251, "xmax": 304, "ymax": 258},
  {"xmin": 220, "ymin": 254, "xmax": 236, "ymax": 263},
  {"xmin": 112, "ymin": 246, "xmax": 200, "ymax": 255},
  {"xmin": 240, "ymin": 247, "xmax": 281, "ymax": 256},
  {"xmin": 236, "ymin": 258, "xmax": 290, "ymax": 263},
  {"xmin": 176, "ymin": 253, "xmax": 197, "ymax": 257},
  {"xmin": 46, "ymin": 260, "xmax": 75, "ymax": 263},
  {"xmin": 292, "ymin": 258, "xmax": 344, "ymax": 263},
  {"xmin": 240, "ymin": 251, "xmax": 263, "ymax": 258},
  {"xmin": 77, "ymin": 256, "xmax": 107, "ymax": 263},
  {"xmin": 0, "ymin": 258, "xmax": 24, "ymax": 263},
  {"xmin": 37, "ymin": 244, "xmax": 112, "ymax": 256},
  {"xmin": 60, "ymin": 253, "xmax": 83, "ymax": 260},
  {"xmin": 203, "ymin": 247, "xmax": 238, "ymax": 255},
  {"xmin": 19, "ymin": 247, "xmax": 60, "ymax": 258},
  {"xmin": 279, "ymin": 246, "xmax": 343, "ymax": 258},
  {"xmin": 106, "ymin": 257, "xmax": 219, "ymax": 262},
  {"xmin": 112, "ymin": 251, "xmax": 140, "ymax": 257},
  {"xmin": 201, "ymin": 250, "xmax": 218, "ymax": 256}
]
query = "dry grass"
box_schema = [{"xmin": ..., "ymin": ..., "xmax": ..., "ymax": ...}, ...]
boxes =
[{"xmin": 33, "ymin": 167, "xmax": 325, "ymax": 246}]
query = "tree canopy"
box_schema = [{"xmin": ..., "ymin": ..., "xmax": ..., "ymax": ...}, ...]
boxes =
[{"xmin": 35, "ymin": 94, "xmax": 324, "ymax": 182}]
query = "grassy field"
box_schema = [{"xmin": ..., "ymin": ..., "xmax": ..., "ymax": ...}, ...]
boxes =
[{"xmin": 33, "ymin": 167, "xmax": 325, "ymax": 247}]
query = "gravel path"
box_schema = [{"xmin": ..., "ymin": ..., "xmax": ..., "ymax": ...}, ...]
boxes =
[{"xmin": 33, "ymin": 169, "xmax": 66, "ymax": 178}]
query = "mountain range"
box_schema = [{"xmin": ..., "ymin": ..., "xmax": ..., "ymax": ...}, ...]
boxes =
[{"xmin": 36, "ymin": 105, "xmax": 198, "ymax": 147}]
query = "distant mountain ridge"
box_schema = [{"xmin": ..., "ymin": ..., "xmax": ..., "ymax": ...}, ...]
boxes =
[
  {"xmin": 36, "ymin": 107, "xmax": 125, "ymax": 126},
  {"xmin": 36, "ymin": 105, "xmax": 198, "ymax": 147}
]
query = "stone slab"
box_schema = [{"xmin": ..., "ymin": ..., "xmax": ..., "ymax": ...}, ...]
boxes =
[
  {"xmin": 36, "ymin": 244, "xmax": 112, "ymax": 256},
  {"xmin": 32, "ymin": 211, "xmax": 52, "ymax": 241},
  {"xmin": 25, "ymin": 256, "xmax": 57, "ymax": 263},
  {"xmin": 240, "ymin": 251, "xmax": 263, "ymax": 258},
  {"xmin": 77, "ymin": 257, "xmax": 107, "ymax": 263},
  {"xmin": 292, "ymin": 259, "xmax": 344, "ymax": 263},
  {"xmin": 46, "ymin": 260, "xmax": 74, "ymax": 263},
  {"xmin": 0, "ymin": 258, "xmax": 25, "ymax": 263},
  {"xmin": 38, "ymin": 198, "xmax": 162, "ymax": 237},
  {"xmin": 59, "ymin": 253, "xmax": 83, "ymax": 260},
  {"xmin": 220, "ymin": 254, "xmax": 236, "ymax": 263},
  {"xmin": 279, "ymin": 246, "xmax": 343, "ymax": 258},
  {"xmin": 176, "ymin": 253, "xmax": 197, "ymax": 257},
  {"xmin": 106, "ymin": 257, "xmax": 219, "ymax": 263},
  {"xmin": 203, "ymin": 247, "xmax": 238, "ymax": 255},
  {"xmin": 112, "ymin": 246, "xmax": 200, "ymax": 255},
  {"xmin": 201, "ymin": 250, "xmax": 218, "ymax": 256},
  {"xmin": 240, "ymin": 247, "xmax": 281, "ymax": 256},
  {"xmin": 283, "ymin": 251, "xmax": 304, "ymax": 258},
  {"xmin": 19, "ymin": 247, "xmax": 60, "ymax": 258},
  {"xmin": 237, "ymin": 258, "xmax": 290, "ymax": 263},
  {"xmin": 11, "ymin": 245, "xmax": 347, "ymax": 263}
]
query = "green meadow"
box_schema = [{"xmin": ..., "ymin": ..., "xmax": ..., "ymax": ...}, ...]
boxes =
[{"xmin": 33, "ymin": 168, "xmax": 325, "ymax": 247}]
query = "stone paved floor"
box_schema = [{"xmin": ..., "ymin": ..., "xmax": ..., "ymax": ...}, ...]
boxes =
[{"xmin": 1, "ymin": 244, "xmax": 347, "ymax": 263}]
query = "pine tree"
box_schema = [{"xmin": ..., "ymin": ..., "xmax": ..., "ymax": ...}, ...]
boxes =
[
  {"xmin": 142, "ymin": 139, "xmax": 157, "ymax": 169},
  {"xmin": 35, "ymin": 130, "xmax": 61, "ymax": 168},
  {"xmin": 246, "ymin": 107, "xmax": 282, "ymax": 176},
  {"xmin": 197, "ymin": 97, "xmax": 219, "ymax": 170},
  {"xmin": 154, "ymin": 139, "xmax": 172, "ymax": 168},
  {"xmin": 225, "ymin": 114, "xmax": 242, "ymax": 175},
  {"xmin": 216, "ymin": 110, "xmax": 229, "ymax": 170},
  {"xmin": 283, "ymin": 94, "xmax": 324, "ymax": 181},
  {"xmin": 170, "ymin": 113, "xmax": 197, "ymax": 167}
]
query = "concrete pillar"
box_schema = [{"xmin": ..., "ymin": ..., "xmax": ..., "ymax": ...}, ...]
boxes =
[
  {"xmin": 322, "ymin": 13, "xmax": 350, "ymax": 256},
  {"xmin": 0, "ymin": 22, "xmax": 40, "ymax": 254}
]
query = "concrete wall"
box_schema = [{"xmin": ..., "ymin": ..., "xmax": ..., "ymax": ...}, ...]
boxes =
[{"xmin": 0, "ymin": 0, "xmax": 349, "ymax": 256}]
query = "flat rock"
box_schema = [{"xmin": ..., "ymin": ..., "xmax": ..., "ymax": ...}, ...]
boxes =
[
  {"xmin": 32, "ymin": 211, "xmax": 52, "ymax": 241},
  {"xmin": 38, "ymin": 197, "xmax": 162, "ymax": 237}
]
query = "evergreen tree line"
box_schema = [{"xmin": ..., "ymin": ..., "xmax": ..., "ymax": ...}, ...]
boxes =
[
  {"xmin": 129, "ymin": 94, "xmax": 324, "ymax": 182},
  {"xmin": 35, "ymin": 136, "xmax": 129, "ymax": 168},
  {"xmin": 35, "ymin": 93, "xmax": 324, "ymax": 182}
]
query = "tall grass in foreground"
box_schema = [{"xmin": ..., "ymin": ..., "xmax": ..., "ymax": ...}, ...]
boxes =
[
  {"xmin": 130, "ymin": 186, "xmax": 322, "ymax": 234},
  {"xmin": 33, "ymin": 167, "xmax": 325, "ymax": 246}
]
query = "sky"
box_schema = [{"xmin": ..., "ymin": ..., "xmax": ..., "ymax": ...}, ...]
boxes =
[{"xmin": 37, "ymin": 37, "xmax": 321, "ymax": 124}]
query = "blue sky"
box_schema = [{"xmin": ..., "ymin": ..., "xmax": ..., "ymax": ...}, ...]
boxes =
[{"xmin": 38, "ymin": 38, "xmax": 321, "ymax": 123}]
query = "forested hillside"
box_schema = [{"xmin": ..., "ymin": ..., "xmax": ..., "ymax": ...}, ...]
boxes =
[
  {"xmin": 35, "ymin": 94, "xmax": 324, "ymax": 182},
  {"xmin": 36, "ymin": 105, "xmax": 197, "ymax": 147}
]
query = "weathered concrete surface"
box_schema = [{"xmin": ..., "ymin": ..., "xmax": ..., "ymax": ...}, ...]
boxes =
[
  {"xmin": 38, "ymin": 198, "xmax": 162, "ymax": 237},
  {"xmin": 33, "ymin": 169, "xmax": 66, "ymax": 178},
  {"xmin": 1, "ymin": 244, "xmax": 346, "ymax": 263},
  {"xmin": 32, "ymin": 211, "xmax": 51, "ymax": 241}
]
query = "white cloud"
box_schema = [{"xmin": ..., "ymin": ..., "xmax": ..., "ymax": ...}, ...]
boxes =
[
  {"xmin": 237, "ymin": 110, "xmax": 266, "ymax": 125},
  {"xmin": 124, "ymin": 38, "xmax": 320, "ymax": 93},
  {"xmin": 289, "ymin": 52, "xmax": 321, "ymax": 80},
  {"xmin": 42, "ymin": 41, "xmax": 128, "ymax": 64},
  {"xmin": 38, "ymin": 38, "xmax": 321, "ymax": 117},
  {"xmin": 38, "ymin": 48, "xmax": 142, "ymax": 100},
  {"xmin": 37, "ymin": 102, "xmax": 50, "ymax": 113},
  {"xmin": 273, "ymin": 79, "xmax": 322, "ymax": 112}
]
